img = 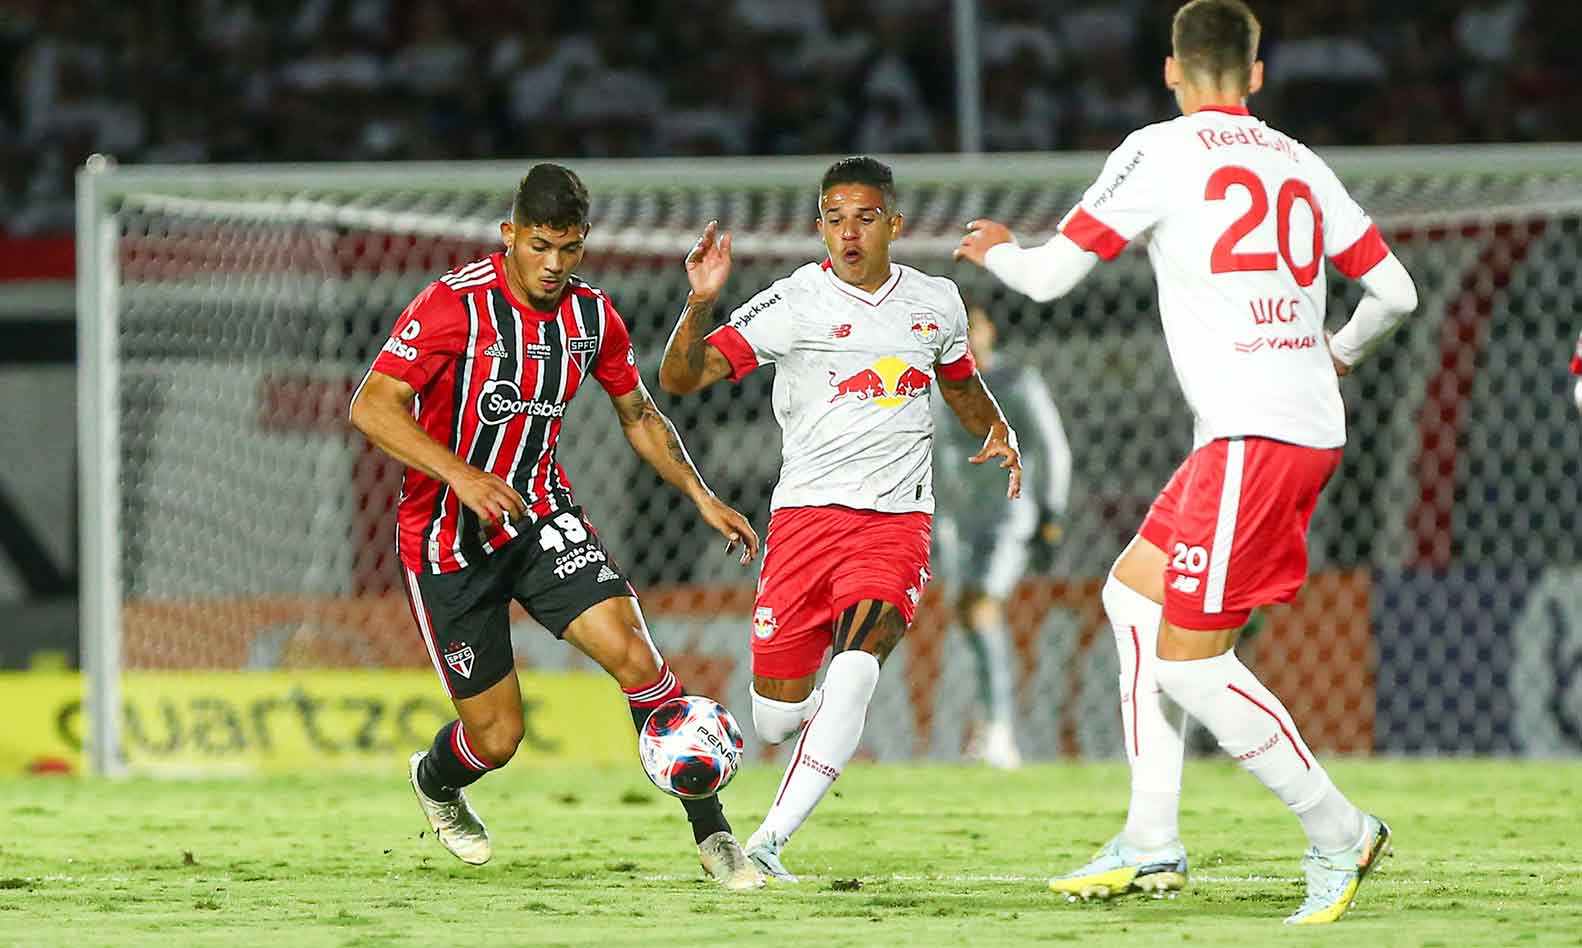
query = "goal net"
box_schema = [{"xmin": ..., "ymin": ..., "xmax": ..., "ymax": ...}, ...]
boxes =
[{"xmin": 77, "ymin": 147, "xmax": 1582, "ymax": 774}]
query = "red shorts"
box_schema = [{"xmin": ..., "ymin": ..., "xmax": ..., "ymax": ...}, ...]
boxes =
[
  {"xmin": 751, "ymin": 505, "xmax": 932, "ymax": 679},
  {"xmin": 1139, "ymin": 437, "xmax": 1341, "ymax": 631}
]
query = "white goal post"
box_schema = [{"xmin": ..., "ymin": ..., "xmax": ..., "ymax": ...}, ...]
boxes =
[{"xmin": 77, "ymin": 145, "xmax": 1582, "ymax": 775}]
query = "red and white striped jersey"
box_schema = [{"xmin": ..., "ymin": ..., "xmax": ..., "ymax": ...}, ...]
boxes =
[{"xmin": 360, "ymin": 253, "xmax": 640, "ymax": 573}]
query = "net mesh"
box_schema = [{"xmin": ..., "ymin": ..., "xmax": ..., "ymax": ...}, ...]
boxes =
[{"xmin": 99, "ymin": 151, "xmax": 1582, "ymax": 765}]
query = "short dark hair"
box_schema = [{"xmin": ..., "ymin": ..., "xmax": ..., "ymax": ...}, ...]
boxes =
[
  {"xmin": 511, "ymin": 163, "xmax": 589, "ymax": 230},
  {"xmin": 1172, "ymin": 0, "xmax": 1260, "ymax": 90},
  {"xmin": 819, "ymin": 156, "xmax": 897, "ymax": 212}
]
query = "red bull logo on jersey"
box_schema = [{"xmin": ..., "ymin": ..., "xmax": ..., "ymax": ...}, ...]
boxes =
[
  {"xmin": 828, "ymin": 356, "xmax": 933, "ymax": 408},
  {"xmin": 909, "ymin": 315, "xmax": 940, "ymax": 344}
]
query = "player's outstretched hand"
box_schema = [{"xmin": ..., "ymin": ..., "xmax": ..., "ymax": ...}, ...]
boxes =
[
  {"xmin": 685, "ymin": 220, "xmax": 733, "ymax": 300},
  {"xmin": 697, "ymin": 494, "xmax": 760, "ymax": 565},
  {"xmin": 449, "ymin": 466, "xmax": 529, "ymax": 528},
  {"xmin": 970, "ymin": 422, "xmax": 1023, "ymax": 500},
  {"xmin": 954, "ymin": 219, "xmax": 1015, "ymax": 267}
]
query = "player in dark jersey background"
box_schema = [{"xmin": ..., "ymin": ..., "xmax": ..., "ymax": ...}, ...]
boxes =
[{"xmin": 350, "ymin": 163, "xmax": 766, "ymax": 890}]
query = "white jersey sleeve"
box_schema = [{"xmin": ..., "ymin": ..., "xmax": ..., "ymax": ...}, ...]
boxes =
[
  {"xmin": 705, "ymin": 276, "xmax": 801, "ymax": 381},
  {"xmin": 726, "ymin": 281, "xmax": 796, "ymax": 363},
  {"xmin": 936, "ymin": 281, "xmax": 972, "ymax": 370},
  {"xmin": 1059, "ymin": 128, "xmax": 1174, "ymax": 259},
  {"xmin": 1306, "ymin": 153, "xmax": 1389, "ymax": 279}
]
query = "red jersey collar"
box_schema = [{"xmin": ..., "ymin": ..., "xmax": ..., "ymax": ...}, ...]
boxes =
[{"xmin": 1196, "ymin": 104, "xmax": 1251, "ymax": 116}]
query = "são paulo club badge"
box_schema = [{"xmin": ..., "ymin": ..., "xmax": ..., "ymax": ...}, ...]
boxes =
[{"xmin": 444, "ymin": 642, "xmax": 475, "ymax": 679}]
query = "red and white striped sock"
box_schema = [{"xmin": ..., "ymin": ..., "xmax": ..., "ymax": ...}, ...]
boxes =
[
  {"xmin": 623, "ymin": 662, "xmax": 731, "ymax": 844},
  {"xmin": 623, "ymin": 662, "xmax": 683, "ymax": 729},
  {"xmin": 758, "ymin": 651, "xmax": 880, "ymax": 843},
  {"xmin": 416, "ymin": 720, "xmax": 496, "ymax": 800},
  {"xmin": 1155, "ymin": 651, "xmax": 1364, "ymax": 853}
]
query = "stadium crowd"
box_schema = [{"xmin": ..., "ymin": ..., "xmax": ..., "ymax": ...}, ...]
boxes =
[{"xmin": 2, "ymin": 0, "xmax": 1578, "ymax": 235}]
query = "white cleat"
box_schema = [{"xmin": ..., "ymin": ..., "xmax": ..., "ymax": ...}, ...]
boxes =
[
  {"xmin": 408, "ymin": 751, "xmax": 491, "ymax": 866},
  {"xmin": 1048, "ymin": 834, "xmax": 1188, "ymax": 901},
  {"xmin": 743, "ymin": 827, "xmax": 799, "ymax": 883},
  {"xmin": 698, "ymin": 831, "xmax": 766, "ymax": 890},
  {"xmin": 979, "ymin": 721, "xmax": 1023, "ymax": 770},
  {"xmin": 1284, "ymin": 815, "xmax": 1392, "ymax": 925}
]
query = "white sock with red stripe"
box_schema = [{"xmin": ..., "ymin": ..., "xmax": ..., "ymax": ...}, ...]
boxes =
[
  {"xmin": 1154, "ymin": 651, "xmax": 1364, "ymax": 853},
  {"xmin": 757, "ymin": 651, "xmax": 880, "ymax": 843},
  {"xmin": 1104, "ymin": 573, "xmax": 1187, "ymax": 851}
]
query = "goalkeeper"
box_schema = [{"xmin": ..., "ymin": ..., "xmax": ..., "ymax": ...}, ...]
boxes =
[{"xmin": 932, "ymin": 301, "xmax": 1071, "ymax": 768}]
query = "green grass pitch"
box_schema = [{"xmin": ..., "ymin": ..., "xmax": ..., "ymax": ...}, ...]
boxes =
[{"xmin": 2, "ymin": 759, "xmax": 1578, "ymax": 947}]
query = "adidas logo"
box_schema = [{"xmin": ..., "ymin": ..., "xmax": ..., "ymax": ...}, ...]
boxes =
[
  {"xmin": 483, "ymin": 340, "xmax": 509, "ymax": 358},
  {"xmin": 596, "ymin": 565, "xmax": 620, "ymax": 583}
]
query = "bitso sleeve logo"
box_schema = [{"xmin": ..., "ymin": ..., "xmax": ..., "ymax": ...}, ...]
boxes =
[{"xmin": 381, "ymin": 318, "xmax": 423, "ymax": 361}]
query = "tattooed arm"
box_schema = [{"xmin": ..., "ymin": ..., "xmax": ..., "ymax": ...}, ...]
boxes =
[
  {"xmin": 658, "ymin": 220, "xmax": 736, "ymax": 395},
  {"xmin": 937, "ymin": 370, "xmax": 1024, "ymax": 500},
  {"xmin": 609, "ymin": 379, "xmax": 760, "ymax": 563}
]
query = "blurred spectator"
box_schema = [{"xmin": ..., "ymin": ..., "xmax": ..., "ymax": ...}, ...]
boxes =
[{"xmin": 2, "ymin": 0, "xmax": 1578, "ymax": 235}]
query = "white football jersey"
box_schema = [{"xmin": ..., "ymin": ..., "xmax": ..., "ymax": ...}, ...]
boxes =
[
  {"xmin": 1061, "ymin": 105, "xmax": 1390, "ymax": 449},
  {"xmin": 707, "ymin": 261, "xmax": 973, "ymax": 514}
]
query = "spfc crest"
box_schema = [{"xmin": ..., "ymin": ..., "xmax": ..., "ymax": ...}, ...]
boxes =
[
  {"xmin": 444, "ymin": 642, "xmax": 475, "ymax": 679},
  {"xmin": 567, "ymin": 336, "xmax": 599, "ymax": 372}
]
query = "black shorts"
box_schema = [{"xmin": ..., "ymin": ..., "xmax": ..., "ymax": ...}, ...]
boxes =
[{"xmin": 401, "ymin": 506, "xmax": 633, "ymax": 699}]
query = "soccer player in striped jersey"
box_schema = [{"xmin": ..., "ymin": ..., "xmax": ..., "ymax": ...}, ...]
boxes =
[
  {"xmin": 957, "ymin": 0, "xmax": 1417, "ymax": 924},
  {"xmin": 350, "ymin": 164, "xmax": 766, "ymax": 889}
]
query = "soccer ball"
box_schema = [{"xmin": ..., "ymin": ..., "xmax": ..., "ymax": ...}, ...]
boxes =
[{"xmin": 638, "ymin": 695, "xmax": 744, "ymax": 799}]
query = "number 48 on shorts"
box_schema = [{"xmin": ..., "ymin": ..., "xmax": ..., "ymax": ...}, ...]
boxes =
[{"xmin": 537, "ymin": 511, "xmax": 608, "ymax": 579}]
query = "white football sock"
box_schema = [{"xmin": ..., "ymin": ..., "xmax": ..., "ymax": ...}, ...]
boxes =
[
  {"xmin": 757, "ymin": 651, "xmax": 880, "ymax": 843},
  {"xmin": 751, "ymin": 685, "xmax": 820, "ymax": 746},
  {"xmin": 1154, "ymin": 651, "xmax": 1364, "ymax": 853},
  {"xmin": 965, "ymin": 623, "xmax": 1015, "ymax": 728},
  {"xmin": 1104, "ymin": 573, "xmax": 1187, "ymax": 851}
]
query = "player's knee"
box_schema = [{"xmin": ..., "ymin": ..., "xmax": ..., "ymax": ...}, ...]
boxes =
[
  {"xmin": 610, "ymin": 635, "xmax": 663, "ymax": 692},
  {"xmin": 1102, "ymin": 569, "xmax": 1155, "ymax": 623},
  {"xmin": 1101, "ymin": 571, "xmax": 1127, "ymax": 616},
  {"xmin": 751, "ymin": 685, "xmax": 818, "ymax": 745},
  {"xmin": 1111, "ymin": 540, "xmax": 1167, "ymax": 604},
  {"xmin": 821, "ymin": 651, "xmax": 882, "ymax": 715},
  {"xmin": 470, "ymin": 717, "xmax": 524, "ymax": 767}
]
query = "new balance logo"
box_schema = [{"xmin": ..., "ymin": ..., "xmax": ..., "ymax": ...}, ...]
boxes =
[
  {"xmin": 1170, "ymin": 574, "xmax": 1201, "ymax": 594},
  {"xmin": 483, "ymin": 340, "xmax": 509, "ymax": 358},
  {"xmin": 597, "ymin": 565, "xmax": 620, "ymax": 583},
  {"xmin": 830, "ymin": 324, "xmax": 852, "ymax": 338}
]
